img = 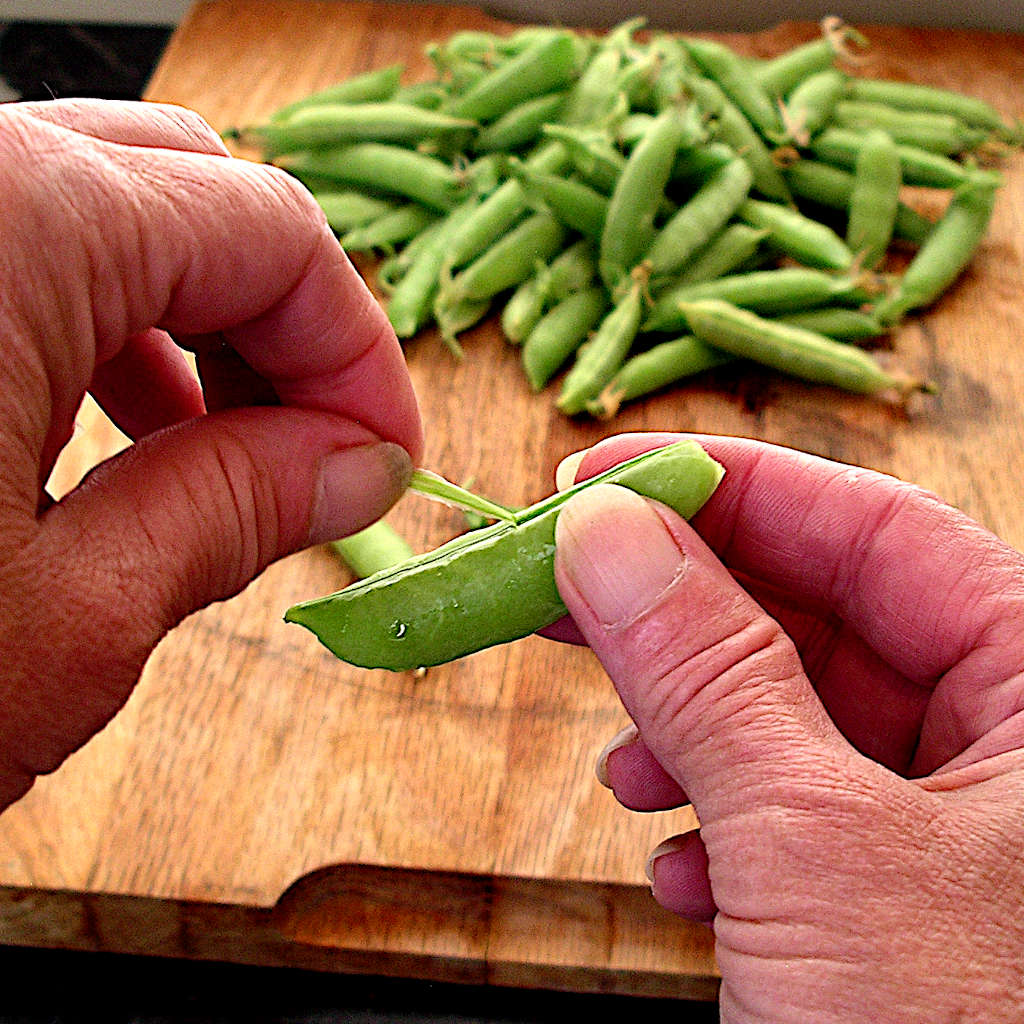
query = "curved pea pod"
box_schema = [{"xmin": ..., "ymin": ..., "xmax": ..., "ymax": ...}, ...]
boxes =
[
  {"xmin": 643, "ymin": 157, "xmax": 754, "ymax": 281},
  {"xmin": 677, "ymin": 298, "xmax": 931, "ymax": 397},
  {"xmin": 473, "ymin": 90, "xmax": 568, "ymax": 152},
  {"xmin": 236, "ymin": 103, "xmax": 477, "ymax": 157},
  {"xmin": 810, "ymin": 127, "xmax": 971, "ymax": 189},
  {"xmin": 267, "ymin": 64, "xmax": 404, "ymax": 122},
  {"xmin": 522, "ymin": 284, "xmax": 608, "ymax": 391},
  {"xmin": 754, "ymin": 21, "xmax": 867, "ymax": 99},
  {"xmin": 874, "ymin": 171, "xmax": 1000, "ymax": 325},
  {"xmin": 774, "ymin": 307, "xmax": 888, "ymax": 341},
  {"xmin": 277, "ymin": 143, "xmax": 468, "ymax": 212},
  {"xmin": 783, "ymin": 158, "xmax": 934, "ymax": 246},
  {"xmin": 600, "ymin": 107, "xmax": 691, "ymax": 291},
  {"xmin": 340, "ymin": 203, "xmax": 437, "ymax": 254},
  {"xmin": 737, "ymin": 197, "xmax": 854, "ymax": 271},
  {"xmin": 832, "ymin": 100, "xmax": 989, "ymax": 155},
  {"xmin": 557, "ymin": 282, "xmax": 644, "ymax": 414},
  {"xmin": 540, "ymin": 124, "xmax": 626, "ymax": 193},
  {"xmin": 845, "ymin": 128, "xmax": 901, "ymax": 270},
  {"xmin": 310, "ymin": 190, "xmax": 399, "ymax": 234},
  {"xmin": 671, "ymin": 223, "xmax": 769, "ymax": 286},
  {"xmin": 587, "ymin": 334, "xmax": 734, "ymax": 418},
  {"xmin": 644, "ymin": 267, "xmax": 872, "ymax": 332},
  {"xmin": 780, "ymin": 69, "xmax": 847, "ymax": 145},
  {"xmin": 510, "ymin": 162, "xmax": 609, "ymax": 241},
  {"xmin": 284, "ymin": 440, "xmax": 725, "ymax": 671},
  {"xmin": 443, "ymin": 31, "xmax": 581, "ymax": 123},
  {"xmin": 682, "ymin": 36, "xmax": 785, "ymax": 141}
]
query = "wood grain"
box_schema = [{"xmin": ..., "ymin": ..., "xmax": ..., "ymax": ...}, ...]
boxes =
[{"xmin": 2, "ymin": 0, "xmax": 1023, "ymax": 999}]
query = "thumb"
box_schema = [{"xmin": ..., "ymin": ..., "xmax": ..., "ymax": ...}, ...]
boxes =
[
  {"xmin": 2, "ymin": 405, "xmax": 408, "ymax": 800},
  {"xmin": 553, "ymin": 483, "xmax": 845, "ymax": 818}
]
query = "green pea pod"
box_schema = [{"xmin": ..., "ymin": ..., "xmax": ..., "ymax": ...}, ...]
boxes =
[
  {"xmin": 311, "ymin": 190, "xmax": 399, "ymax": 234},
  {"xmin": 268, "ymin": 64, "xmax": 404, "ymax": 122},
  {"xmin": 522, "ymin": 284, "xmax": 608, "ymax": 391},
  {"xmin": 330, "ymin": 520, "xmax": 414, "ymax": 579},
  {"xmin": 832, "ymin": 100, "xmax": 989, "ymax": 155},
  {"xmin": 781, "ymin": 69, "xmax": 847, "ymax": 144},
  {"xmin": 473, "ymin": 90, "xmax": 568, "ymax": 152},
  {"xmin": 340, "ymin": 203, "xmax": 437, "ymax": 254},
  {"xmin": 737, "ymin": 197, "xmax": 854, "ymax": 271},
  {"xmin": 285, "ymin": 440, "xmax": 725, "ymax": 670},
  {"xmin": 846, "ymin": 128, "xmax": 901, "ymax": 270},
  {"xmin": 511, "ymin": 162, "xmax": 609, "ymax": 241}
]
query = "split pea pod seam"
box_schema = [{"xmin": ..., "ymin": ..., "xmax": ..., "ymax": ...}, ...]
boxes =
[{"xmin": 284, "ymin": 440, "xmax": 725, "ymax": 670}]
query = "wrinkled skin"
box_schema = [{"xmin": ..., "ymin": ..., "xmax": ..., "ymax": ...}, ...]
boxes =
[
  {"xmin": 0, "ymin": 99, "xmax": 422, "ymax": 810},
  {"xmin": 553, "ymin": 432, "xmax": 1024, "ymax": 1023}
]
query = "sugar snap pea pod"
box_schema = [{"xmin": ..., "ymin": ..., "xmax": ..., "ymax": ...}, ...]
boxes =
[
  {"xmin": 540, "ymin": 124, "xmax": 625, "ymax": 193},
  {"xmin": 669, "ymin": 140, "xmax": 737, "ymax": 188},
  {"xmin": 774, "ymin": 307, "xmax": 887, "ymax": 341},
  {"xmin": 600, "ymin": 107, "xmax": 690, "ymax": 291},
  {"xmin": 845, "ymin": 77, "xmax": 1021, "ymax": 143},
  {"xmin": 737, "ymin": 197, "xmax": 854, "ymax": 271},
  {"xmin": 444, "ymin": 141, "xmax": 568, "ymax": 271},
  {"xmin": 810, "ymin": 127, "xmax": 970, "ymax": 189},
  {"xmin": 874, "ymin": 171, "xmax": 1000, "ymax": 325},
  {"xmin": 510, "ymin": 162, "xmax": 609, "ymax": 241},
  {"xmin": 754, "ymin": 20, "xmax": 867, "ymax": 98},
  {"xmin": 644, "ymin": 267, "xmax": 870, "ymax": 332},
  {"xmin": 686, "ymin": 75, "xmax": 792, "ymax": 203},
  {"xmin": 268, "ymin": 64, "xmax": 404, "ymax": 122},
  {"xmin": 375, "ymin": 217, "xmax": 444, "ymax": 294},
  {"xmin": 443, "ymin": 31, "xmax": 580, "ymax": 122},
  {"xmin": 442, "ymin": 210, "xmax": 567, "ymax": 304},
  {"xmin": 832, "ymin": 100, "xmax": 989, "ymax": 155},
  {"xmin": 783, "ymin": 158, "xmax": 934, "ymax": 246},
  {"xmin": 236, "ymin": 103, "xmax": 477, "ymax": 157},
  {"xmin": 387, "ymin": 200, "xmax": 479, "ymax": 338},
  {"xmin": 558, "ymin": 282, "xmax": 644, "ymax": 414},
  {"xmin": 435, "ymin": 296, "xmax": 492, "ymax": 357},
  {"xmin": 845, "ymin": 128, "xmax": 901, "ymax": 270},
  {"xmin": 340, "ymin": 203, "xmax": 438, "ymax": 254},
  {"xmin": 559, "ymin": 43, "xmax": 624, "ymax": 126},
  {"xmin": 277, "ymin": 144, "xmax": 468, "ymax": 212},
  {"xmin": 391, "ymin": 80, "xmax": 447, "ymax": 110},
  {"xmin": 522, "ymin": 284, "xmax": 608, "ymax": 391},
  {"xmin": 644, "ymin": 157, "xmax": 754, "ymax": 281},
  {"xmin": 330, "ymin": 519, "xmax": 414, "ymax": 580},
  {"xmin": 501, "ymin": 239, "xmax": 598, "ymax": 344},
  {"xmin": 587, "ymin": 334, "xmax": 734, "ymax": 418},
  {"xmin": 682, "ymin": 36, "xmax": 785, "ymax": 141},
  {"xmin": 473, "ymin": 90, "xmax": 568, "ymax": 152},
  {"xmin": 677, "ymin": 299, "xmax": 929, "ymax": 397},
  {"xmin": 672, "ymin": 223, "xmax": 769, "ymax": 286},
  {"xmin": 285, "ymin": 440, "xmax": 724, "ymax": 671},
  {"xmin": 310, "ymin": 190, "xmax": 398, "ymax": 234},
  {"xmin": 780, "ymin": 69, "xmax": 847, "ymax": 144}
]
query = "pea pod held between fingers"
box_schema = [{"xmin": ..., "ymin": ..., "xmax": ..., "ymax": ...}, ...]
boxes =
[
  {"xmin": 284, "ymin": 440, "xmax": 725, "ymax": 671},
  {"xmin": 677, "ymin": 298, "xmax": 931, "ymax": 397}
]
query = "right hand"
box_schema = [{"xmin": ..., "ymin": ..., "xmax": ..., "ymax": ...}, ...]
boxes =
[{"xmin": 553, "ymin": 433, "xmax": 1024, "ymax": 1023}]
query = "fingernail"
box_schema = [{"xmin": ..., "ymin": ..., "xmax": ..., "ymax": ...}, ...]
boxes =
[
  {"xmin": 555, "ymin": 449, "xmax": 587, "ymax": 491},
  {"xmin": 645, "ymin": 836, "xmax": 688, "ymax": 885},
  {"xmin": 595, "ymin": 722, "xmax": 639, "ymax": 787},
  {"xmin": 556, "ymin": 484, "xmax": 686, "ymax": 627},
  {"xmin": 308, "ymin": 442, "xmax": 412, "ymax": 547}
]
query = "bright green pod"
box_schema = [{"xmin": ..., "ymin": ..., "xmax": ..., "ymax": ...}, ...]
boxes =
[
  {"xmin": 683, "ymin": 36, "xmax": 785, "ymax": 140},
  {"xmin": 522, "ymin": 284, "xmax": 608, "ymax": 391},
  {"xmin": 278, "ymin": 143, "xmax": 468, "ymax": 211},
  {"xmin": 237, "ymin": 102, "xmax": 477, "ymax": 157},
  {"xmin": 558, "ymin": 283, "xmax": 644, "ymax": 414},
  {"xmin": 832, "ymin": 100, "xmax": 989, "ymax": 155},
  {"xmin": 677, "ymin": 298, "xmax": 927, "ymax": 396},
  {"xmin": 774, "ymin": 307, "xmax": 887, "ymax": 340},
  {"xmin": 311, "ymin": 190, "xmax": 398, "ymax": 234},
  {"xmin": 268, "ymin": 64, "xmax": 404, "ymax": 122},
  {"xmin": 340, "ymin": 203, "xmax": 438, "ymax": 253},
  {"xmin": 587, "ymin": 334, "xmax": 734, "ymax": 418},
  {"xmin": 644, "ymin": 157, "xmax": 754, "ymax": 280},
  {"xmin": 810, "ymin": 127, "xmax": 971, "ymax": 189},
  {"xmin": 473, "ymin": 90, "xmax": 568, "ymax": 152},
  {"xmin": 846, "ymin": 128, "xmax": 901, "ymax": 270},
  {"xmin": 443, "ymin": 31, "xmax": 580, "ymax": 122},
  {"xmin": 782, "ymin": 69, "xmax": 847, "ymax": 143},
  {"xmin": 644, "ymin": 267, "xmax": 869, "ymax": 332},
  {"xmin": 875, "ymin": 171, "xmax": 1000, "ymax": 324},
  {"xmin": 737, "ymin": 198, "xmax": 854, "ymax": 271},
  {"xmin": 512, "ymin": 163, "xmax": 609, "ymax": 241},
  {"xmin": 285, "ymin": 440, "xmax": 725, "ymax": 670},
  {"xmin": 671, "ymin": 223, "xmax": 769, "ymax": 287}
]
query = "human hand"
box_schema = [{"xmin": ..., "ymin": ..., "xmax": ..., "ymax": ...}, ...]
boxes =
[
  {"xmin": 553, "ymin": 433, "xmax": 1024, "ymax": 1022},
  {"xmin": 0, "ymin": 99, "xmax": 422, "ymax": 811}
]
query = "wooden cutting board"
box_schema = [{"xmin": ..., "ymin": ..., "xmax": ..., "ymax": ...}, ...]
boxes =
[{"xmin": 2, "ymin": 0, "xmax": 1023, "ymax": 1001}]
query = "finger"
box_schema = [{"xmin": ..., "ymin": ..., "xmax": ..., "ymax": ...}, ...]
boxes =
[
  {"xmin": 17, "ymin": 98, "xmax": 230, "ymax": 155},
  {"xmin": 646, "ymin": 831, "xmax": 716, "ymax": 923},
  {"xmin": 596, "ymin": 724, "xmax": 690, "ymax": 811},
  {"xmin": 554, "ymin": 482, "xmax": 849, "ymax": 818},
  {"xmin": 89, "ymin": 328, "xmax": 206, "ymax": 441},
  {"xmin": 2, "ymin": 404, "xmax": 411, "ymax": 798}
]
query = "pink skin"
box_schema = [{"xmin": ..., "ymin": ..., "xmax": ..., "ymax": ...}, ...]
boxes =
[
  {"xmin": 0, "ymin": 100, "xmax": 422, "ymax": 810},
  {"xmin": 552, "ymin": 432, "xmax": 1024, "ymax": 1022}
]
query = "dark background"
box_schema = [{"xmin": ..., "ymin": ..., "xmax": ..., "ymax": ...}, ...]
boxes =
[{"xmin": 0, "ymin": 19, "xmax": 718, "ymax": 1023}]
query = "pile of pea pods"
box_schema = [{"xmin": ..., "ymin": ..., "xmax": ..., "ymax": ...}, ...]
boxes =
[{"xmin": 233, "ymin": 17, "xmax": 1023, "ymax": 417}]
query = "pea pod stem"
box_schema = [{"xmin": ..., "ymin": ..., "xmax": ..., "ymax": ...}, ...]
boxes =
[
  {"xmin": 285, "ymin": 440, "xmax": 725, "ymax": 671},
  {"xmin": 408, "ymin": 469, "xmax": 518, "ymax": 522}
]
